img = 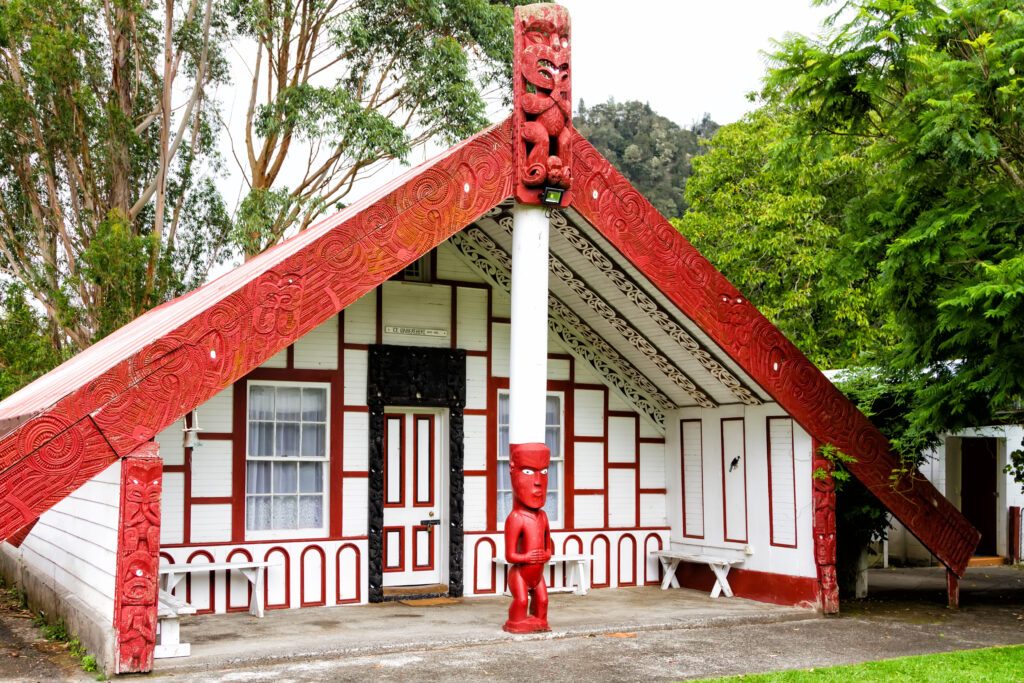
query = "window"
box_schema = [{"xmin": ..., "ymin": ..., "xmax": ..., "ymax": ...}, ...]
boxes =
[
  {"xmin": 497, "ymin": 392, "xmax": 563, "ymax": 526},
  {"xmin": 401, "ymin": 254, "xmax": 431, "ymax": 282},
  {"xmin": 246, "ymin": 383, "xmax": 329, "ymax": 536}
]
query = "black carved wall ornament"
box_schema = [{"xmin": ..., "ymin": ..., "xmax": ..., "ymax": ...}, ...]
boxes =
[{"xmin": 367, "ymin": 345, "xmax": 466, "ymax": 602}]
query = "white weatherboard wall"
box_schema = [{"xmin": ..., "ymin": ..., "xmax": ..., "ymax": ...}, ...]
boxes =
[
  {"xmin": 155, "ymin": 239, "xmax": 681, "ymax": 612},
  {"xmin": 887, "ymin": 424, "xmax": 1024, "ymax": 564},
  {"xmin": 2, "ymin": 459, "xmax": 122, "ymax": 621},
  {"xmin": 665, "ymin": 404, "xmax": 816, "ymax": 579}
]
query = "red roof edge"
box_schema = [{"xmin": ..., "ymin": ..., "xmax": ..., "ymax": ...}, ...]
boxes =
[
  {"xmin": 0, "ymin": 118, "xmax": 514, "ymax": 541},
  {"xmin": 567, "ymin": 127, "xmax": 980, "ymax": 576}
]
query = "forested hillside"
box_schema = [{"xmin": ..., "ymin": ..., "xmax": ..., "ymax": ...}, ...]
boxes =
[{"xmin": 574, "ymin": 100, "xmax": 716, "ymax": 218}]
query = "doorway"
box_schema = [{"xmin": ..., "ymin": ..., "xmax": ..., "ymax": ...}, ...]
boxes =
[
  {"xmin": 366, "ymin": 344, "xmax": 466, "ymax": 603},
  {"xmin": 960, "ymin": 437, "xmax": 998, "ymax": 556},
  {"xmin": 382, "ymin": 410, "xmax": 445, "ymax": 587}
]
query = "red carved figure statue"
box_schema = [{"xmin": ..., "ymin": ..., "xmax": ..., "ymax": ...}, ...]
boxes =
[
  {"xmin": 513, "ymin": 3, "xmax": 572, "ymax": 206},
  {"xmin": 503, "ymin": 443, "xmax": 554, "ymax": 633}
]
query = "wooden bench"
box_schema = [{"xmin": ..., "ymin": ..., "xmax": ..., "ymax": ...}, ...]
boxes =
[
  {"xmin": 155, "ymin": 589, "xmax": 196, "ymax": 659},
  {"xmin": 493, "ymin": 553, "xmax": 591, "ymax": 596},
  {"xmin": 159, "ymin": 561, "xmax": 273, "ymax": 618},
  {"xmin": 651, "ymin": 549, "xmax": 745, "ymax": 598}
]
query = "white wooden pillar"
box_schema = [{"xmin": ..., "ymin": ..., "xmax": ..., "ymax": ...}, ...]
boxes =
[{"xmin": 509, "ymin": 203, "xmax": 550, "ymax": 445}]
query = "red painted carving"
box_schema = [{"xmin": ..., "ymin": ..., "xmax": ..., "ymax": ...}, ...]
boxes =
[
  {"xmin": 567, "ymin": 131, "xmax": 980, "ymax": 576},
  {"xmin": 0, "ymin": 120, "xmax": 514, "ymax": 542},
  {"xmin": 5, "ymin": 519, "xmax": 37, "ymax": 547},
  {"xmin": 503, "ymin": 443, "xmax": 553, "ymax": 634},
  {"xmin": 513, "ymin": 3, "xmax": 572, "ymax": 206},
  {"xmin": 0, "ymin": 416, "xmax": 117, "ymax": 540},
  {"xmin": 811, "ymin": 442, "xmax": 839, "ymax": 614},
  {"xmin": 113, "ymin": 444, "xmax": 162, "ymax": 673}
]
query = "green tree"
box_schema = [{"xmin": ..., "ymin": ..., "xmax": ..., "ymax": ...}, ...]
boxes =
[
  {"xmin": 229, "ymin": 0, "xmax": 529, "ymax": 254},
  {"xmin": 766, "ymin": 0, "xmax": 1024, "ymax": 436},
  {"xmin": 673, "ymin": 106, "xmax": 890, "ymax": 369},
  {"xmin": 0, "ymin": 0, "xmax": 232, "ymax": 352},
  {"xmin": 575, "ymin": 99, "xmax": 712, "ymax": 218},
  {"xmin": 0, "ymin": 284, "xmax": 62, "ymax": 399}
]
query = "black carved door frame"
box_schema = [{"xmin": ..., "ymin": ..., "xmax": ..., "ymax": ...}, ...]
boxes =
[{"xmin": 367, "ymin": 345, "xmax": 466, "ymax": 602}]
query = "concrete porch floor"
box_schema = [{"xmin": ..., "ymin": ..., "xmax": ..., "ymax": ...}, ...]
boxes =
[{"xmin": 153, "ymin": 586, "xmax": 813, "ymax": 676}]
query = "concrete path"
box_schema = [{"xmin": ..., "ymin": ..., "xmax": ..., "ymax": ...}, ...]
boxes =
[
  {"xmin": 154, "ymin": 585, "xmax": 811, "ymax": 676},
  {"xmin": 2, "ymin": 566, "xmax": 1022, "ymax": 681},
  {"xmin": 149, "ymin": 566, "xmax": 1024, "ymax": 682}
]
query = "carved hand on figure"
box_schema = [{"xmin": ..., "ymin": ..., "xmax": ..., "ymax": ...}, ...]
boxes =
[{"xmin": 526, "ymin": 548, "xmax": 552, "ymax": 564}]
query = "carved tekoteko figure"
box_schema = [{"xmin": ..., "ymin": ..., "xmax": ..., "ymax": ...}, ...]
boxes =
[
  {"xmin": 513, "ymin": 3, "xmax": 572, "ymax": 206},
  {"xmin": 503, "ymin": 443, "xmax": 554, "ymax": 633}
]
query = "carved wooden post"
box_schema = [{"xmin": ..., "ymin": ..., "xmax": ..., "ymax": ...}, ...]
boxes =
[
  {"xmin": 812, "ymin": 440, "xmax": 839, "ymax": 614},
  {"xmin": 503, "ymin": 3, "xmax": 572, "ymax": 634},
  {"xmin": 113, "ymin": 443, "xmax": 162, "ymax": 673}
]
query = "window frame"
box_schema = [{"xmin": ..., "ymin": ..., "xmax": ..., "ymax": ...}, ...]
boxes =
[
  {"xmin": 496, "ymin": 389, "xmax": 565, "ymax": 529},
  {"xmin": 244, "ymin": 380, "xmax": 331, "ymax": 541}
]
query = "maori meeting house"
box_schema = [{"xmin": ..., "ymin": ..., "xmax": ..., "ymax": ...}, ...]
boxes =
[{"xmin": 0, "ymin": 3, "xmax": 979, "ymax": 675}]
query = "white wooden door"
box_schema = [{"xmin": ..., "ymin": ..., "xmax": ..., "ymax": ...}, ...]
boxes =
[{"xmin": 382, "ymin": 410, "xmax": 444, "ymax": 587}]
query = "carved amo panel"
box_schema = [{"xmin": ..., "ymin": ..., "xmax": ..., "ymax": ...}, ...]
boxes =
[
  {"xmin": 113, "ymin": 444, "xmax": 162, "ymax": 673},
  {"xmin": 513, "ymin": 3, "xmax": 572, "ymax": 206},
  {"xmin": 568, "ymin": 130, "xmax": 980, "ymax": 576},
  {"xmin": 811, "ymin": 440, "xmax": 838, "ymax": 614},
  {"xmin": 0, "ymin": 120, "xmax": 514, "ymax": 543}
]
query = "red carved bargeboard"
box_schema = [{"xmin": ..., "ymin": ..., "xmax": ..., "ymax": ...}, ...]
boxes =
[
  {"xmin": 113, "ymin": 444, "xmax": 162, "ymax": 673},
  {"xmin": 0, "ymin": 120, "xmax": 515, "ymax": 542},
  {"xmin": 0, "ymin": 82, "xmax": 979, "ymax": 581},
  {"xmin": 513, "ymin": 3, "xmax": 572, "ymax": 207},
  {"xmin": 568, "ymin": 130, "xmax": 980, "ymax": 576}
]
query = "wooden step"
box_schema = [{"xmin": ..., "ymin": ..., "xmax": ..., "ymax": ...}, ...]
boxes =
[
  {"xmin": 382, "ymin": 583, "xmax": 449, "ymax": 601},
  {"xmin": 967, "ymin": 555, "xmax": 1007, "ymax": 567}
]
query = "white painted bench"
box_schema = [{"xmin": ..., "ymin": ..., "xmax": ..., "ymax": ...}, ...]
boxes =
[
  {"xmin": 155, "ymin": 589, "xmax": 196, "ymax": 659},
  {"xmin": 159, "ymin": 561, "xmax": 273, "ymax": 618},
  {"xmin": 651, "ymin": 549, "xmax": 745, "ymax": 598},
  {"xmin": 493, "ymin": 553, "xmax": 592, "ymax": 596}
]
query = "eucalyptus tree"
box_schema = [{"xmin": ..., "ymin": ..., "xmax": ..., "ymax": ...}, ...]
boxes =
[
  {"xmin": 0, "ymin": 0, "xmax": 232, "ymax": 354},
  {"xmin": 228, "ymin": 0, "xmax": 529, "ymax": 255}
]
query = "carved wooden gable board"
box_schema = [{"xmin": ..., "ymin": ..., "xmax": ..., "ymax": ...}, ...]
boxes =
[{"xmin": 0, "ymin": 117, "xmax": 978, "ymax": 576}]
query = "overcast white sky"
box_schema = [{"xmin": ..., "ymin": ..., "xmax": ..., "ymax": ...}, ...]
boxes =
[
  {"xmin": 212, "ymin": 1, "xmax": 831, "ymax": 267},
  {"xmin": 559, "ymin": 0, "xmax": 830, "ymax": 126}
]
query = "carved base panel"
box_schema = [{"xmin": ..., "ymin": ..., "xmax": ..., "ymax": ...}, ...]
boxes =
[{"xmin": 113, "ymin": 444, "xmax": 162, "ymax": 674}]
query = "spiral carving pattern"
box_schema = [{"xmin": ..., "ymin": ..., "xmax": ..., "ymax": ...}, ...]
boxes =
[{"xmin": 0, "ymin": 119, "xmax": 514, "ymax": 543}]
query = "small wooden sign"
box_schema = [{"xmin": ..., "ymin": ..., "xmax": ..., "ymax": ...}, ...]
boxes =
[{"xmin": 384, "ymin": 325, "xmax": 449, "ymax": 338}]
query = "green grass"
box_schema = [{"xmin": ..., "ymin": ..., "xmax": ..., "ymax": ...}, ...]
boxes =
[{"xmin": 704, "ymin": 646, "xmax": 1024, "ymax": 682}]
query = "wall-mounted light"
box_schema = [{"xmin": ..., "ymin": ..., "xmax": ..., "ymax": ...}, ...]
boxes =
[{"xmin": 541, "ymin": 187, "xmax": 565, "ymax": 206}]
